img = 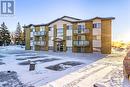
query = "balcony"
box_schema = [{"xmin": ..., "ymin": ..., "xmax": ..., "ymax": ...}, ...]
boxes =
[
  {"xmin": 73, "ymin": 29, "xmax": 89, "ymax": 34},
  {"xmin": 34, "ymin": 31, "xmax": 46, "ymax": 36},
  {"xmin": 73, "ymin": 40, "xmax": 89, "ymax": 46},
  {"xmin": 34, "ymin": 41, "xmax": 46, "ymax": 46}
]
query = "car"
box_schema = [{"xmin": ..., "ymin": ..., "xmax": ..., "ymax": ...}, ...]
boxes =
[{"xmin": 123, "ymin": 51, "xmax": 130, "ymax": 79}]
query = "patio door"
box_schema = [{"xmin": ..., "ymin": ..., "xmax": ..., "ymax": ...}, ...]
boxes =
[{"xmin": 77, "ymin": 47, "xmax": 85, "ymax": 53}]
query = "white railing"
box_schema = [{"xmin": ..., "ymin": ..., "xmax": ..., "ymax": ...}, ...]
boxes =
[
  {"xmin": 34, "ymin": 31, "xmax": 46, "ymax": 36},
  {"xmin": 34, "ymin": 41, "xmax": 46, "ymax": 46},
  {"xmin": 73, "ymin": 40, "xmax": 89, "ymax": 46},
  {"xmin": 74, "ymin": 29, "xmax": 89, "ymax": 34}
]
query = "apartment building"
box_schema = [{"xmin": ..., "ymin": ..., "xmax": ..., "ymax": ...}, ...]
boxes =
[{"xmin": 23, "ymin": 16, "xmax": 115, "ymax": 54}]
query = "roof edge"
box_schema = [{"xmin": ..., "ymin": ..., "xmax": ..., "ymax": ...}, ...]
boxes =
[
  {"xmin": 23, "ymin": 16, "xmax": 115, "ymax": 28},
  {"xmin": 73, "ymin": 17, "xmax": 115, "ymax": 23}
]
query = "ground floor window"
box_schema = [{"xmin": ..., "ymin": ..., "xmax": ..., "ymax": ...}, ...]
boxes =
[
  {"xmin": 30, "ymin": 46, "xmax": 33, "ymax": 50},
  {"xmin": 40, "ymin": 46, "xmax": 46, "ymax": 51},
  {"xmin": 67, "ymin": 47, "xmax": 72, "ymax": 51},
  {"xmin": 49, "ymin": 46, "xmax": 53, "ymax": 50}
]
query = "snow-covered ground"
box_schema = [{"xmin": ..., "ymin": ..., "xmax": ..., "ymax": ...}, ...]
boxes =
[
  {"xmin": 0, "ymin": 46, "xmax": 129, "ymax": 87},
  {"xmin": 0, "ymin": 46, "xmax": 107, "ymax": 87},
  {"xmin": 42, "ymin": 50, "xmax": 130, "ymax": 87}
]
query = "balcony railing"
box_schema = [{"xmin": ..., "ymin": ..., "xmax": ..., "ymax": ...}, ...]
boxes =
[
  {"xmin": 73, "ymin": 40, "xmax": 89, "ymax": 46},
  {"xmin": 34, "ymin": 31, "xmax": 46, "ymax": 36},
  {"xmin": 34, "ymin": 41, "xmax": 46, "ymax": 46},
  {"xmin": 73, "ymin": 29, "xmax": 89, "ymax": 34}
]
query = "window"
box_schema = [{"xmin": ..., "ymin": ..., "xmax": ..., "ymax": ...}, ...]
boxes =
[
  {"xmin": 93, "ymin": 23, "xmax": 101, "ymax": 28},
  {"xmin": 30, "ymin": 26, "xmax": 35, "ymax": 32},
  {"xmin": 30, "ymin": 32, "xmax": 33, "ymax": 37},
  {"xmin": 93, "ymin": 35, "xmax": 101, "ymax": 40},
  {"xmin": 66, "ymin": 36, "xmax": 72, "ymax": 40},
  {"xmin": 49, "ymin": 36, "xmax": 52, "ymax": 40},
  {"xmin": 49, "ymin": 27, "xmax": 52, "ymax": 31},
  {"xmin": 57, "ymin": 28, "xmax": 63, "ymax": 36},
  {"xmin": 58, "ymin": 35, "xmax": 63, "ymax": 37},
  {"xmin": 67, "ymin": 25, "xmax": 72, "ymax": 30},
  {"xmin": 78, "ymin": 25, "xmax": 85, "ymax": 29},
  {"xmin": 57, "ymin": 28, "xmax": 63, "ymax": 33},
  {"xmin": 30, "ymin": 37, "xmax": 33, "ymax": 40},
  {"xmin": 42, "ymin": 37, "xmax": 46, "ymax": 41},
  {"xmin": 39, "ymin": 37, "xmax": 42, "ymax": 41},
  {"xmin": 40, "ymin": 26, "xmax": 45, "ymax": 31},
  {"xmin": 77, "ymin": 25, "xmax": 86, "ymax": 33}
]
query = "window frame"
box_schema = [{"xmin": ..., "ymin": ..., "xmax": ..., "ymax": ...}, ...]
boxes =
[{"xmin": 93, "ymin": 23, "xmax": 101, "ymax": 28}]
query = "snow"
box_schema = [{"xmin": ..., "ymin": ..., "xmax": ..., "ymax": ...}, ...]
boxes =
[
  {"xmin": 0, "ymin": 46, "xmax": 129, "ymax": 87},
  {"xmin": 0, "ymin": 71, "xmax": 27, "ymax": 87},
  {"xmin": 0, "ymin": 45, "xmax": 105, "ymax": 87},
  {"xmin": 41, "ymin": 50, "xmax": 129, "ymax": 87}
]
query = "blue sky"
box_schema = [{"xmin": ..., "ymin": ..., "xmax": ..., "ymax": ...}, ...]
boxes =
[{"xmin": 0, "ymin": 0, "xmax": 129, "ymax": 41}]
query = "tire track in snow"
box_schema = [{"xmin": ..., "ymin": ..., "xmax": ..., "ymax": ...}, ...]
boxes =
[
  {"xmin": 26, "ymin": 64, "xmax": 105, "ymax": 87},
  {"xmin": 63, "ymin": 65, "xmax": 108, "ymax": 87},
  {"xmin": 42, "ymin": 64, "xmax": 109, "ymax": 87}
]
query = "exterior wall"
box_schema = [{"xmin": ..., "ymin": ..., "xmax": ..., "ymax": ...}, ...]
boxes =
[
  {"xmin": 53, "ymin": 25, "xmax": 57, "ymax": 51},
  {"xmin": 48, "ymin": 27, "xmax": 54, "ymax": 47},
  {"xmin": 53, "ymin": 24, "xmax": 67, "ymax": 52},
  {"xmin": 72, "ymin": 23, "xmax": 77, "ymax": 52},
  {"xmin": 35, "ymin": 26, "xmax": 40, "ymax": 32},
  {"xmin": 66, "ymin": 32, "xmax": 72, "ymax": 47},
  {"xmin": 30, "ymin": 26, "xmax": 35, "ymax": 50},
  {"xmin": 34, "ymin": 26, "xmax": 49, "ymax": 51},
  {"xmin": 66, "ymin": 41, "xmax": 72, "ymax": 47},
  {"xmin": 34, "ymin": 26, "xmax": 40, "ymax": 51},
  {"xmin": 66, "ymin": 24, "xmax": 72, "ymax": 48},
  {"xmin": 25, "ymin": 28, "xmax": 31, "ymax": 50},
  {"xmin": 77, "ymin": 22, "xmax": 85, "ymax": 26},
  {"xmin": 48, "ymin": 20, "xmax": 72, "ymax": 51},
  {"xmin": 44, "ymin": 26, "xmax": 49, "ymax": 51},
  {"xmin": 49, "ymin": 20, "xmax": 71, "ymax": 28},
  {"xmin": 101, "ymin": 20, "xmax": 112, "ymax": 54},
  {"xmin": 63, "ymin": 24, "xmax": 67, "ymax": 51},
  {"xmin": 30, "ymin": 32, "xmax": 33, "ymax": 37},
  {"xmin": 30, "ymin": 32, "xmax": 33, "ymax": 47},
  {"xmin": 24, "ymin": 17, "xmax": 113, "ymax": 54},
  {"xmin": 93, "ymin": 19, "xmax": 101, "ymax": 48},
  {"xmin": 66, "ymin": 26, "xmax": 72, "ymax": 36},
  {"xmin": 40, "ymin": 26, "xmax": 49, "ymax": 51},
  {"xmin": 85, "ymin": 21, "xmax": 93, "ymax": 52},
  {"xmin": 93, "ymin": 40, "xmax": 101, "ymax": 47},
  {"xmin": 72, "ymin": 22, "xmax": 93, "ymax": 53}
]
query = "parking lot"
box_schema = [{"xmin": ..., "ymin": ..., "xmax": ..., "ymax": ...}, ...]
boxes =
[{"xmin": 0, "ymin": 46, "xmax": 107, "ymax": 87}]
